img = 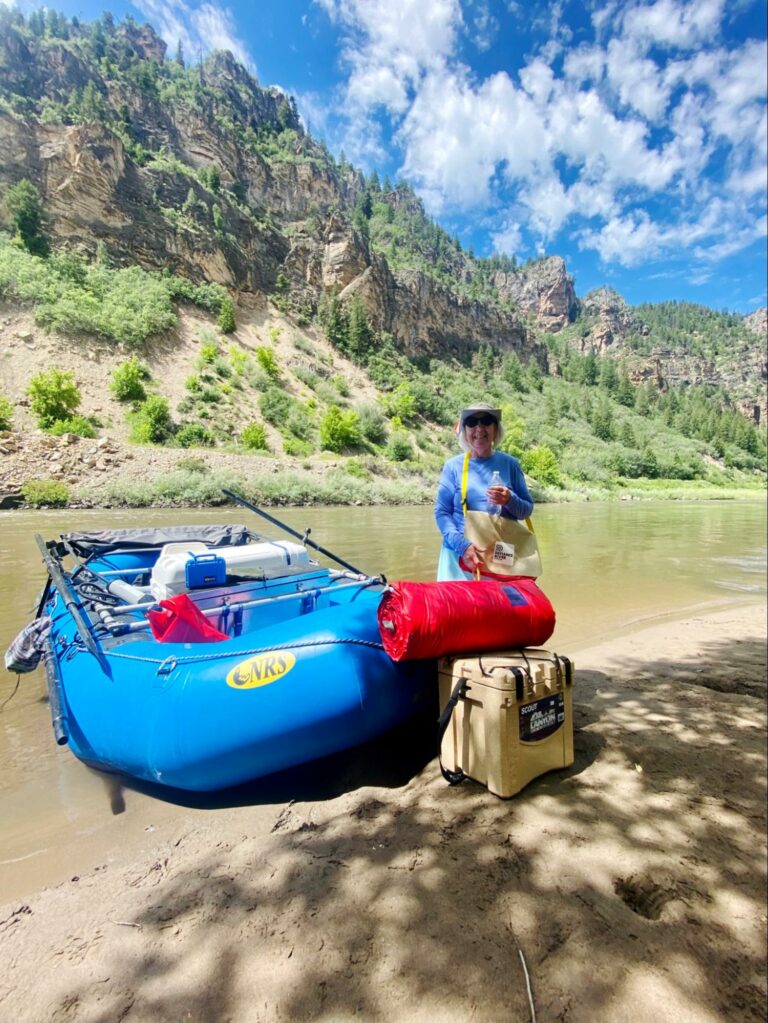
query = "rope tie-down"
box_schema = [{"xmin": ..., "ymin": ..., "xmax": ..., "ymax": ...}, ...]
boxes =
[{"xmin": 105, "ymin": 636, "xmax": 386, "ymax": 676}]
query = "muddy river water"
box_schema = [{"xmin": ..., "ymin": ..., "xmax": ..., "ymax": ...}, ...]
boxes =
[{"xmin": 1, "ymin": 500, "xmax": 765, "ymax": 900}]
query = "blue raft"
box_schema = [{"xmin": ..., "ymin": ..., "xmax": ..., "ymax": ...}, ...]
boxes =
[{"xmin": 33, "ymin": 523, "xmax": 435, "ymax": 792}]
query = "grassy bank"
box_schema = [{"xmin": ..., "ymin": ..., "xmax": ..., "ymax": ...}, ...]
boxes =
[{"xmin": 69, "ymin": 465, "xmax": 766, "ymax": 510}]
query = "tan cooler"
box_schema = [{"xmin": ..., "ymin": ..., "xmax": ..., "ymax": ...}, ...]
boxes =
[{"xmin": 438, "ymin": 648, "xmax": 575, "ymax": 798}]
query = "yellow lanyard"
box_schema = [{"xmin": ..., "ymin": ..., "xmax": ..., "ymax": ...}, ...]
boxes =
[{"xmin": 460, "ymin": 452, "xmax": 471, "ymax": 514}]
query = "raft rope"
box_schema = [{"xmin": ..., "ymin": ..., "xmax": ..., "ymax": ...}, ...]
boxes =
[{"xmin": 104, "ymin": 635, "xmax": 386, "ymax": 676}]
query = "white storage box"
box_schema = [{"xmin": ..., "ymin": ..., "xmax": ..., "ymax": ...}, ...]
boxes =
[{"xmin": 150, "ymin": 541, "xmax": 311, "ymax": 600}]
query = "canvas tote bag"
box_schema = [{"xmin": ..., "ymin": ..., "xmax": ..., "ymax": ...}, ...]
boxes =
[{"xmin": 460, "ymin": 453, "xmax": 542, "ymax": 579}]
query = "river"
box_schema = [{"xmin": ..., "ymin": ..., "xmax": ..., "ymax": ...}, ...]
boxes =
[{"xmin": 1, "ymin": 500, "xmax": 765, "ymax": 900}]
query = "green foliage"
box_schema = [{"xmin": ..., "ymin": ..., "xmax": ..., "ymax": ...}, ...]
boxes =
[
  {"xmin": 386, "ymin": 432, "xmax": 414, "ymax": 462},
  {"xmin": 283, "ymin": 436, "xmax": 313, "ymax": 457},
  {"xmin": 228, "ymin": 344, "xmax": 248, "ymax": 375},
  {"xmin": 521, "ymin": 446, "xmax": 562, "ymax": 486},
  {"xmin": 259, "ymin": 387, "xmax": 292, "ymax": 424},
  {"xmin": 47, "ymin": 415, "xmax": 96, "ymax": 438},
  {"xmin": 357, "ymin": 403, "xmax": 388, "ymax": 445},
  {"xmin": 218, "ymin": 297, "xmax": 236, "ymax": 333},
  {"xmin": 256, "ymin": 346, "xmax": 280, "ymax": 379},
  {"xmin": 240, "ymin": 422, "xmax": 269, "ymax": 450},
  {"xmin": 129, "ymin": 395, "xmax": 174, "ymax": 444},
  {"xmin": 380, "ymin": 381, "xmax": 418, "ymax": 422},
  {"xmin": 286, "ymin": 405, "xmax": 314, "ymax": 439},
  {"xmin": 5, "ymin": 179, "xmax": 49, "ymax": 256},
  {"xmin": 0, "ymin": 394, "xmax": 13, "ymax": 430},
  {"xmin": 27, "ymin": 369, "xmax": 80, "ymax": 427},
  {"xmin": 21, "ymin": 479, "xmax": 70, "ymax": 508},
  {"xmin": 175, "ymin": 423, "xmax": 215, "ymax": 448},
  {"xmin": 110, "ymin": 357, "xmax": 149, "ymax": 402},
  {"xmin": 319, "ymin": 405, "xmax": 361, "ymax": 453},
  {"xmin": 198, "ymin": 342, "xmax": 218, "ymax": 364},
  {"xmin": 332, "ymin": 374, "xmax": 350, "ymax": 397},
  {"xmin": 0, "ymin": 236, "xmax": 187, "ymax": 344}
]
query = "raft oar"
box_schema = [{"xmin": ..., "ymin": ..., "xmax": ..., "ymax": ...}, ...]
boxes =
[
  {"xmin": 221, "ymin": 489, "xmax": 366, "ymax": 577},
  {"xmin": 34, "ymin": 534, "xmax": 112, "ymax": 679}
]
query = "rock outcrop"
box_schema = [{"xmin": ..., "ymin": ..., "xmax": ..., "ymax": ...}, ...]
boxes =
[{"xmin": 492, "ymin": 256, "xmax": 577, "ymax": 332}]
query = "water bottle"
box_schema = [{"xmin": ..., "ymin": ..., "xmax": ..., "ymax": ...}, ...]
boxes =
[{"xmin": 487, "ymin": 470, "xmax": 502, "ymax": 515}]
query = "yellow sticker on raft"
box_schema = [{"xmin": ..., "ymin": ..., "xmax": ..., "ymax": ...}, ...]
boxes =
[{"xmin": 226, "ymin": 652, "xmax": 296, "ymax": 689}]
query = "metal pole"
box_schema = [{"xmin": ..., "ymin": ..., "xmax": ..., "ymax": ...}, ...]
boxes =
[{"xmin": 221, "ymin": 489, "xmax": 367, "ymax": 576}]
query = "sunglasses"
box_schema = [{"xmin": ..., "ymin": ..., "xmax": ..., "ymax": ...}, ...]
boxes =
[{"xmin": 464, "ymin": 414, "xmax": 497, "ymax": 428}]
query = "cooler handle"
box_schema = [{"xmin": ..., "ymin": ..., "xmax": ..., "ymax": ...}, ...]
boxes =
[{"xmin": 437, "ymin": 677, "xmax": 470, "ymax": 786}]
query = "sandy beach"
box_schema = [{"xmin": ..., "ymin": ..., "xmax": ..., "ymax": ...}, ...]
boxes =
[{"xmin": 1, "ymin": 601, "xmax": 765, "ymax": 1023}]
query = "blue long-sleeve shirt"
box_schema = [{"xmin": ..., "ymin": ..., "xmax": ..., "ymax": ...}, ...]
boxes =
[{"xmin": 434, "ymin": 451, "xmax": 534, "ymax": 558}]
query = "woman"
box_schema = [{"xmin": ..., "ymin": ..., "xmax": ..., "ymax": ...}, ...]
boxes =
[{"xmin": 435, "ymin": 402, "xmax": 533, "ymax": 580}]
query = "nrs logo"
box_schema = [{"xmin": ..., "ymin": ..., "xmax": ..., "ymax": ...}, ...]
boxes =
[{"xmin": 226, "ymin": 652, "xmax": 296, "ymax": 689}]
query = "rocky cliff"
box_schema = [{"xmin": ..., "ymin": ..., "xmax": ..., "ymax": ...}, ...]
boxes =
[
  {"xmin": 0, "ymin": 10, "xmax": 763, "ymax": 409},
  {"xmin": 0, "ymin": 15, "xmax": 540, "ymax": 366}
]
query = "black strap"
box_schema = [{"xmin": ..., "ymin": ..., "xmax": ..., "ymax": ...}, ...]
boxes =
[{"xmin": 437, "ymin": 677, "xmax": 470, "ymax": 785}]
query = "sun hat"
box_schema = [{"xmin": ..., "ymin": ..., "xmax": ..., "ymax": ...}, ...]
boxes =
[{"xmin": 456, "ymin": 402, "xmax": 504, "ymax": 451}]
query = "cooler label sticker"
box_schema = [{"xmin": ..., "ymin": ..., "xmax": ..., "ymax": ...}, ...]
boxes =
[
  {"xmin": 492, "ymin": 541, "xmax": 516, "ymax": 565},
  {"xmin": 227, "ymin": 652, "xmax": 296, "ymax": 689},
  {"xmin": 519, "ymin": 692, "xmax": 565, "ymax": 742}
]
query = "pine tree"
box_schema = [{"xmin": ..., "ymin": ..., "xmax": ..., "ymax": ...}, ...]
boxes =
[
  {"xmin": 6, "ymin": 179, "xmax": 49, "ymax": 256},
  {"xmin": 218, "ymin": 297, "xmax": 236, "ymax": 334}
]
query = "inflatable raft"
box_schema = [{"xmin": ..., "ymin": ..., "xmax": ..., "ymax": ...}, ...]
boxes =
[{"xmin": 28, "ymin": 523, "xmax": 435, "ymax": 792}]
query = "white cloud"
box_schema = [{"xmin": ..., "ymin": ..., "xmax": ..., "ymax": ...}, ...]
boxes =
[
  {"xmin": 620, "ymin": 0, "xmax": 725, "ymax": 50},
  {"xmin": 132, "ymin": 0, "xmax": 255, "ymax": 72},
  {"xmin": 490, "ymin": 218, "xmax": 523, "ymax": 256},
  {"xmin": 316, "ymin": 0, "xmax": 765, "ymax": 272}
]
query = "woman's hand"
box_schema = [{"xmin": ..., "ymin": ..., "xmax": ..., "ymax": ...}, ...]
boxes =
[
  {"xmin": 462, "ymin": 543, "xmax": 487, "ymax": 570},
  {"xmin": 486, "ymin": 485, "xmax": 510, "ymax": 507}
]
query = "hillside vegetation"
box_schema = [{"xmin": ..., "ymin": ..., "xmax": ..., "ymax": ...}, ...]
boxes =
[{"xmin": 0, "ymin": 7, "xmax": 765, "ymax": 509}]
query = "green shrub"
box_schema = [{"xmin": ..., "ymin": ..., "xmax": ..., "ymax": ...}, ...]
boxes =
[
  {"xmin": 47, "ymin": 415, "xmax": 97, "ymax": 438},
  {"xmin": 129, "ymin": 395, "xmax": 174, "ymax": 444},
  {"xmin": 380, "ymin": 381, "xmax": 418, "ymax": 422},
  {"xmin": 185, "ymin": 374, "xmax": 203, "ymax": 393},
  {"xmin": 240, "ymin": 422, "xmax": 269, "ymax": 450},
  {"xmin": 228, "ymin": 344, "xmax": 248, "ymax": 375},
  {"xmin": 110, "ymin": 357, "xmax": 149, "ymax": 402},
  {"xmin": 256, "ymin": 346, "xmax": 279, "ymax": 380},
  {"xmin": 175, "ymin": 423, "xmax": 215, "ymax": 448},
  {"xmin": 218, "ymin": 297, "xmax": 236, "ymax": 333},
  {"xmin": 386, "ymin": 432, "xmax": 414, "ymax": 461},
  {"xmin": 259, "ymin": 387, "xmax": 292, "ymax": 424},
  {"xmin": 0, "ymin": 394, "xmax": 13, "ymax": 430},
  {"xmin": 27, "ymin": 369, "xmax": 80, "ymax": 427},
  {"xmin": 521, "ymin": 446, "xmax": 562, "ymax": 486},
  {"xmin": 319, "ymin": 405, "xmax": 361, "ymax": 453},
  {"xmin": 295, "ymin": 366, "xmax": 320, "ymax": 390},
  {"xmin": 198, "ymin": 342, "xmax": 218, "ymax": 365},
  {"xmin": 211, "ymin": 356, "xmax": 231, "ymax": 378},
  {"xmin": 287, "ymin": 406, "xmax": 313, "ymax": 439},
  {"xmin": 176, "ymin": 456, "xmax": 208, "ymax": 473},
  {"xmin": 343, "ymin": 458, "xmax": 371, "ymax": 479},
  {"xmin": 283, "ymin": 436, "xmax": 312, "ymax": 457},
  {"xmin": 21, "ymin": 479, "xmax": 69, "ymax": 508},
  {"xmin": 332, "ymin": 374, "xmax": 350, "ymax": 397},
  {"xmin": 357, "ymin": 403, "xmax": 388, "ymax": 445}
]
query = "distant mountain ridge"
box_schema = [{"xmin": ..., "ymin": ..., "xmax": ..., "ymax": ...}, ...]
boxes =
[{"xmin": 0, "ymin": 7, "xmax": 765, "ymax": 422}]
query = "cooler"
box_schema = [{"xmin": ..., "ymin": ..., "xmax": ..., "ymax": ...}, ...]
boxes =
[
  {"xmin": 150, "ymin": 541, "xmax": 312, "ymax": 600},
  {"xmin": 438, "ymin": 648, "xmax": 574, "ymax": 798}
]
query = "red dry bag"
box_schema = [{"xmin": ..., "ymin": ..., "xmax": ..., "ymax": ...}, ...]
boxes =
[
  {"xmin": 377, "ymin": 578, "xmax": 555, "ymax": 661},
  {"xmin": 147, "ymin": 593, "xmax": 229, "ymax": 644}
]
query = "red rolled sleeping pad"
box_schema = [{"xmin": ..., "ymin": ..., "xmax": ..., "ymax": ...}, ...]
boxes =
[{"xmin": 377, "ymin": 577, "xmax": 555, "ymax": 661}]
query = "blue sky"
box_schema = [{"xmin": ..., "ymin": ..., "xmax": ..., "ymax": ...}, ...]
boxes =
[{"xmin": 6, "ymin": 0, "xmax": 768, "ymax": 312}]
